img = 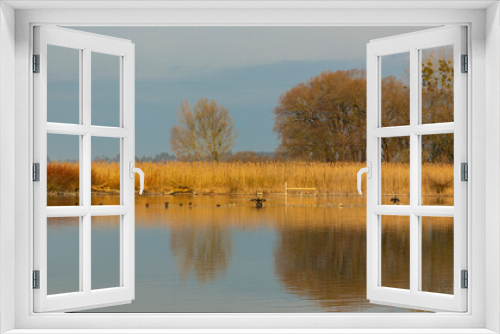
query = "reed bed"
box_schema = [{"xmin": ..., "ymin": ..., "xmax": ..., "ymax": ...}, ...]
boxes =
[{"xmin": 47, "ymin": 161, "xmax": 454, "ymax": 196}]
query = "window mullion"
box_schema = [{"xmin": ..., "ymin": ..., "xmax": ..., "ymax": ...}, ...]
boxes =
[
  {"xmin": 416, "ymin": 47, "xmax": 424, "ymax": 293},
  {"xmin": 82, "ymin": 48, "xmax": 92, "ymax": 294},
  {"xmin": 82, "ymin": 48, "xmax": 91, "ymax": 207},
  {"xmin": 409, "ymin": 46, "xmax": 420, "ymax": 295},
  {"xmin": 82, "ymin": 214, "xmax": 91, "ymax": 293}
]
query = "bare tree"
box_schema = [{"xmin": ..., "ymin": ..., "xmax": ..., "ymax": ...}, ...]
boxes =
[{"xmin": 170, "ymin": 98, "xmax": 237, "ymax": 162}]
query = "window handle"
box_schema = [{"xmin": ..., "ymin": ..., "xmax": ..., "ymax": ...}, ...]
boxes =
[
  {"xmin": 129, "ymin": 162, "xmax": 145, "ymax": 195},
  {"xmin": 357, "ymin": 162, "xmax": 372, "ymax": 195}
]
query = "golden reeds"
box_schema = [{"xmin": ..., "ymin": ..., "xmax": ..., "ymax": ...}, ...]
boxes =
[{"xmin": 47, "ymin": 161, "xmax": 454, "ymax": 196}]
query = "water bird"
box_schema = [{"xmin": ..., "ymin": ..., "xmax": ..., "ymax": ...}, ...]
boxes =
[
  {"xmin": 390, "ymin": 197, "xmax": 400, "ymax": 204},
  {"xmin": 251, "ymin": 198, "xmax": 266, "ymax": 208},
  {"xmin": 189, "ymin": 202, "xmax": 192, "ymax": 206},
  {"xmin": 146, "ymin": 203, "xmax": 149, "ymax": 208},
  {"xmin": 216, "ymin": 204, "xmax": 221, "ymax": 207},
  {"xmin": 99, "ymin": 203, "xmax": 103, "ymax": 205},
  {"xmin": 164, "ymin": 202, "xmax": 169, "ymax": 208}
]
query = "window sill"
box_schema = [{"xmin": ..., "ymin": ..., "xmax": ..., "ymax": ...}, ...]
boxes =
[{"xmin": 4, "ymin": 329, "xmax": 497, "ymax": 334}]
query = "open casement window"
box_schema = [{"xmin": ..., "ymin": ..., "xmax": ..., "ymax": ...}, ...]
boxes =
[
  {"xmin": 365, "ymin": 26, "xmax": 467, "ymax": 312},
  {"xmin": 33, "ymin": 26, "xmax": 137, "ymax": 312}
]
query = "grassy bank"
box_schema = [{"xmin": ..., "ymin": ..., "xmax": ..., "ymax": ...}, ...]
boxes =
[{"xmin": 47, "ymin": 161, "xmax": 454, "ymax": 196}]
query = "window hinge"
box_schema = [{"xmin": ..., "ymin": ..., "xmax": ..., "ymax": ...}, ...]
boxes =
[
  {"xmin": 33, "ymin": 163, "xmax": 40, "ymax": 182},
  {"xmin": 461, "ymin": 270, "xmax": 468, "ymax": 289},
  {"xmin": 461, "ymin": 162, "xmax": 468, "ymax": 182},
  {"xmin": 461, "ymin": 54, "xmax": 468, "ymax": 73},
  {"xmin": 33, "ymin": 270, "xmax": 40, "ymax": 289},
  {"xmin": 33, "ymin": 54, "xmax": 40, "ymax": 73}
]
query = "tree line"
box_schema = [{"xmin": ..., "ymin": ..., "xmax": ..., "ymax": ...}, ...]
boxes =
[
  {"xmin": 170, "ymin": 50, "xmax": 454, "ymax": 163},
  {"xmin": 274, "ymin": 50, "xmax": 454, "ymax": 163}
]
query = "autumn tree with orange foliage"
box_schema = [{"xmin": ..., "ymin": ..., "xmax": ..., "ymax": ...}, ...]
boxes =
[
  {"xmin": 422, "ymin": 47, "xmax": 454, "ymax": 163},
  {"xmin": 274, "ymin": 50, "xmax": 454, "ymax": 163},
  {"xmin": 274, "ymin": 69, "xmax": 367, "ymax": 162}
]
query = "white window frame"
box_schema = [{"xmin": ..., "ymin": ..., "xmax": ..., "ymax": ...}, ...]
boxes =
[
  {"xmin": 366, "ymin": 26, "xmax": 468, "ymax": 312},
  {"xmin": 1, "ymin": 2, "xmax": 499, "ymax": 333},
  {"xmin": 33, "ymin": 26, "xmax": 136, "ymax": 313}
]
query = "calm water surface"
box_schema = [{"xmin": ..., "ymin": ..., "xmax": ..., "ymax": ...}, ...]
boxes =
[{"xmin": 47, "ymin": 194, "xmax": 453, "ymax": 313}]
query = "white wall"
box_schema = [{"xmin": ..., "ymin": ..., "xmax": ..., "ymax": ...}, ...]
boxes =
[
  {"xmin": 6, "ymin": 5, "xmax": 493, "ymax": 331},
  {"xmin": 486, "ymin": 2, "xmax": 500, "ymax": 332},
  {"xmin": 0, "ymin": 2, "xmax": 16, "ymax": 333}
]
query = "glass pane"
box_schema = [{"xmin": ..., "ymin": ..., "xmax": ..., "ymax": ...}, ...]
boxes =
[
  {"xmin": 381, "ymin": 215, "xmax": 410, "ymax": 290},
  {"xmin": 421, "ymin": 217, "xmax": 454, "ymax": 294},
  {"xmin": 47, "ymin": 45, "xmax": 80, "ymax": 124},
  {"xmin": 381, "ymin": 52, "xmax": 410, "ymax": 127},
  {"xmin": 47, "ymin": 134, "xmax": 80, "ymax": 206},
  {"xmin": 47, "ymin": 217, "xmax": 80, "ymax": 294},
  {"xmin": 421, "ymin": 45, "xmax": 454, "ymax": 124},
  {"xmin": 381, "ymin": 136, "xmax": 410, "ymax": 205},
  {"xmin": 92, "ymin": 52, "xmax": 120, "ymax": 127},
  {"xmin": 422, "ymin": 134, "xmax": 454, "ymax": 206},
  {"xmin": 91, "ymin": 137, "xmax": 121, "ymax": 206},
  {"xmin": 92, "ymin": 216, "xmax": 121, "ymax": 290}
]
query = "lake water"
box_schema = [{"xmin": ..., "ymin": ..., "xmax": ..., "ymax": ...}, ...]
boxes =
[{"xmin": 46, "ymin": 194, "xmax": 453, "ymax": 313}]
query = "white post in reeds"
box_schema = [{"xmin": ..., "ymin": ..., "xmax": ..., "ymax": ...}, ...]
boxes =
[{"xmin": 284, "ymin": 181, "xmax": 288, "ymax": 208}]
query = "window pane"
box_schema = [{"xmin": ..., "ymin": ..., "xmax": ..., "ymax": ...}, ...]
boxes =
[
  {"xmin": 47, "ymin": 134, "xmax": 80, "ymax": 206},
  {"xmin": 421, "ymin": 217, "xmax": 454, "ymax": 294},
  {"xmin": 381, "ymin": 137, "xmax": 410, "ymax": 205},
  {"xmin": 381, "ymin": 215, "xmax": 410, "ymax": 290},
  {"xmin": 92, "ymin": 52, "xmax": 120, "ymax": 127},
  {"xmin": 47, "ymin": 45, "xmax": 80, "ymax": 124},
  {"xmin": 381, "ymin": 52, "xmax": 410, "ymax": 127},
  {"xmin": 91, "ymin": 137, "xmax": 121, "ymax": 206},
  {"xmin": 92, "ymin": 216, "xmax": 121, "ymax": 290},
  {"xmin": 421, "ymin": 45, "xmax": 454, "ymax": 124},
  {"xmin": 422, "ymin": 134, "xmax": 454, "ymax": 206},
  {"xmin": 47, "ymin": 217, "xmax": 80, "ymax": 294}
]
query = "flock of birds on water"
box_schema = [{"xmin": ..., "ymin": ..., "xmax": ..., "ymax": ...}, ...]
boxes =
[{"xmin": 94, "ymin": 196, "xmax": 402, "ymax": 209}]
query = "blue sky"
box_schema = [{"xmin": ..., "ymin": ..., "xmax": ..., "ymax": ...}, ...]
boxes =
[{"xmin": 47, "ymin": 26, "xmax": 425, "ymax": 160}]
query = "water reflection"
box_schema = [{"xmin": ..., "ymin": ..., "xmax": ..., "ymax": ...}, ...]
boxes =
[
  {"xmin": 274, "ymin": 216, "xmax": 367, "ymax": 311},
  {"xmin": 381, "ymin": 216, "xmax": 410, "ymax": 289},
  {"xmin": 170, "ymin": 223, "xmax": 232, "ymax": 283},
  {"xmin": 46, "ymin": 194, "xmax": 452, "ymax": 312}
]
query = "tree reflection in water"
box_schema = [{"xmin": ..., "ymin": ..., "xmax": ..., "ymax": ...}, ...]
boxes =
[
  {"xmin": 274, "ymin": 215, "xmax": 368, "ymax": 311},
  {"xmin": 48, "ymin": 195, "xmax": 453, "ymax": 312},
  {"xmin": 274, "ymin": 209, "xmax": 453, "ymax": 311},
  {"xmin": 170, "ymin": 223, "xmax": 232, "ymax": 283}
]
